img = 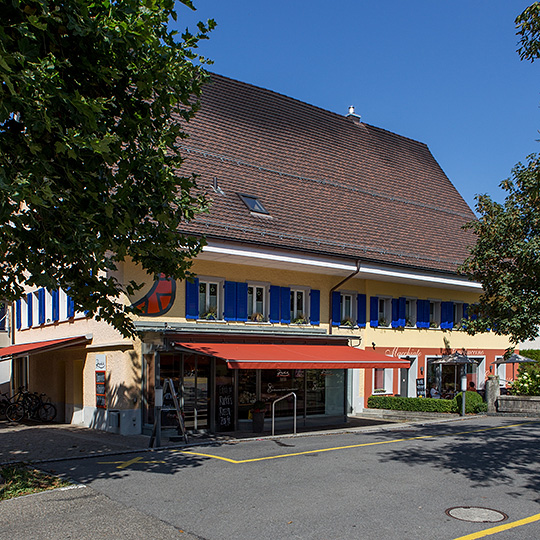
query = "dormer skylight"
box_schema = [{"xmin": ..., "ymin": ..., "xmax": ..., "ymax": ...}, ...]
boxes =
[{"xmin": 238, "ymin": 194, "xmax": 269, "ymax": 215}]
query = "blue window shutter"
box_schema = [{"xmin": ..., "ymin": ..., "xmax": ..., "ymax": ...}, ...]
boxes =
[
  {"xmin": 67, "ymin": 293, "xmax": 75, "ymax": 319},
  {"xmin": 185, "ymin": 279, "xmax": 199, "ymax": 320},
  {"xmin": 310, "ymin": 289, "xmax": 320, "ymax": 325},
  {"xmin": 398, "ymin": 297, "xmax": 406, "ymax": 327},
  {"xmin": 357, "ymin": 294, "xmax": 366, "ymax": 328},
  {"xmin": 331, "ymin": 291, "xmax": 341, "ymax": 326},
  {"xmin": 236, "ymin": 282, "xmax": 248, "ymax": 322},
  {"xmin": 223, "ymin": 281, "xmax": 237, "ymax": 321},
  {"xmin": 280, "ymin": 287, "xmax": 291, "ymax": 324},
  {"xmin": 27, "ymin": 293, "xmax": 33, "ymax": 327},
  {"xmin": 391, "ymin": 298, "xmax": 399, "ymax": 328},
  {"xmin": 417, "ymin": 300, "xmax": 428, "ymax": 329},
  {"xmin": 52, "ymin": 289, "xmax": 59, "ymax": 321},
  {"xmin": 38, "ymin": 288, "xmax": 46, "ymax": 325},
  {"xmin": 370, "ymin": 296, "xmax": 379, "ymax": 327},
  {"xmin": 16, "ymin": 300, "xmax": 21, "ymax": 330},
  {"xmin": 441, "ymin": 302, "xmax": 453, "ymax": 329},
  {"xmin": 463, "ymin": 303, "xmax": 469, "ymax": 321},
  {"xmin": 269, "ymin": 285, "xmax": 280, "ymax": 323}
]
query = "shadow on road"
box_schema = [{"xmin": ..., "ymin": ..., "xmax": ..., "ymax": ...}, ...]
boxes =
[{"xmin": 374, "ymin": 419, "xmax": 540, "ymax": 501}]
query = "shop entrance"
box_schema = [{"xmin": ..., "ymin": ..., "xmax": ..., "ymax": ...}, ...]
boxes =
[{"xmin": 157, "ymin": 353, "xmax": 211, "ymax": 432}]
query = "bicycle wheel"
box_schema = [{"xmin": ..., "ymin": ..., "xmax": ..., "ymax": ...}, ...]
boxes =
[
  {"xmin": 6, "ymin": 402, "xmax": 24, "ymax": 422},
  {"xmin": 39, "ymin": 403, "xmax": 57, "ymax": 422}
]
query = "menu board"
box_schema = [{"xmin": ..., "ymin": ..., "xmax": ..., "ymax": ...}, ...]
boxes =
[
  {"xmin": 217, "ymin": 384, "xmax": 234, "ymax": 430},
  {"xmin": 416, "ymin": 378, "xmax": 426, "ymax": 397},
  {"xmin": 96, "ymin": 370, "xmax": 106, "ymax": 408}
]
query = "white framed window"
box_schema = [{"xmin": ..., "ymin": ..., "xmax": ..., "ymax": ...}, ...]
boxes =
[
  {"xmin": 429, "ymin": 300, "xmax": 441, "ymax": 328},
  {"xmin": 405, "ymin": 298, "xmax": 417, "ymax": 328},
  {"xmin": 198, "ymin": 278, "xmax": 223, "ymax": 320},
  {"xmin": 247, "ymin": 282, "xmax": 269, "ymax": 322},
  {"xmin": 378, "ymin": 297, "xmax": 391, "ymax": 327},
  {"xmin": 340, "ymin": 291, "xmax": 356, "ymax": 327},
  {"xmin": 20, "ymin": 295, "xmax": 29, "ymax": 329},
  {"xmin": 373, "ymin": 368, "xmax": 393, "ymax": 394},
  {"xmin": 494, "ymin": 357, "xmax": 507, "ymax": 387},
  {"xmin": 0, "ymin": 302, "xmax": 6, "ymax": 332},
  {"xmin": 44, "ymin": 289, "xmax": 53, "ymax": 324},
  {"xmin": 453, "ymin": 302, "xmax": 464, "ymax": 328},
  {"xmin": 290, "ymin": 286, "xmax": 310, "ymax": 324}
]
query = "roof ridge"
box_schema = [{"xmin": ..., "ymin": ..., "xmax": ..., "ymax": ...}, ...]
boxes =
[{"xmin": 206, "ymin": 72, "xmax": 430, "ymax": 149}]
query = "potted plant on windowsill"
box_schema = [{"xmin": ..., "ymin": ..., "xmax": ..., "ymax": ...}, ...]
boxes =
[
  {"xmin": 340, "ymin": 317, "xmax": 355, "ymax": 328},
  {"xmin": 201, "ymin": 307, "xmax": 218, "ymax": 320},
  {"xmin": 250, "ymin": 312, "xmax": 265, "ymax": 322},
  {"xmin": 292, "ymin": 313, "xmax": 309, "ymax": 324},
  {"xmin": 250, "ymin": 400, "xmax": 266, "ymax": 433},
  {"xmin": 378, "ymin": 318, "xmax": 388, "ymax": 327}
]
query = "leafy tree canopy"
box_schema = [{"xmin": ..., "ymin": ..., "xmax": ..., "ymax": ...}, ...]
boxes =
[
  {"xmin": 460, "ymin": 3, "xmax": 540, "ymax": 346},
  {"xmin": 0, "ymin": 0, "xmax": 215, "ymax": 336},
  {"xmin": 461, "ymin": 156, "xmax": 540, "ymax": 344}
]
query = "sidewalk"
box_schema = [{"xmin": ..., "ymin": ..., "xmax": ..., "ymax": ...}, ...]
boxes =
[
  {"xmin": 0, "ymin": 413, "xmax": 463, "ymax": 465},
  {"xmin": 0, "ymin": 421, "xmax": 153, "ymax": 465}
]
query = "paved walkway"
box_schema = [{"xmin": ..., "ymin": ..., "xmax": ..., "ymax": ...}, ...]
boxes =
[{"xmin": 0, "ymin": 414, "xmax": 462, "ymax": 465}]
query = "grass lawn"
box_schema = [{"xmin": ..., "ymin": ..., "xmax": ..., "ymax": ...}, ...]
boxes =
[{"xmin": 0, "ymin": 464, "xmax": 70, "ymax": 500}]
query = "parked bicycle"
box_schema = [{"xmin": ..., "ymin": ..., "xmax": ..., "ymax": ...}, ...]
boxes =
[
  {"xmin": 5, "ymin": 389, "xmax": 57, "ymax": 423},
  {"xmin": 0, "ymin": 391, "xmax": 15, "ymax": 418},
  {"xmin": 0, "ymin": 386, "xmax": 25, "ymax": 419}
]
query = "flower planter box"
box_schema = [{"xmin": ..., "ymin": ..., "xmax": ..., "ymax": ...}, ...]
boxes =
[{"xmin": 497, "ymin": 395, "xmax": 540, "ymax": 415}]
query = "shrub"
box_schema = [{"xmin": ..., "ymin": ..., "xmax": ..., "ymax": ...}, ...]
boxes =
[
  {"xmin": 454, "ymin": 391, "xmax": 484, "ymax": 414},
  {"xmin": 509, "ymin": 369, "xmax": 540, "ymax": 396},
  {"xmin": 367, "ymin": 395, "xmax": 458, "ymax": 413}
]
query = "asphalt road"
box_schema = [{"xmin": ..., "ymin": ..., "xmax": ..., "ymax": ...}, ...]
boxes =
[{"xmin": 4, "ymin": 416, "xmax": 540, "ymax": 540}]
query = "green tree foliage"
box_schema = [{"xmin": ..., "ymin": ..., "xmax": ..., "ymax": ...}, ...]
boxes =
[
  {"xmin": 460, "ymin": 3, "xmax": 540, "ymax": 345},
  {"xmin": 0, "ymin": 0, "xmax": 215, "ymax": 336},
  {"xmin": 460, "ymin": 157, "xmax": 540, "ymax": 344}
]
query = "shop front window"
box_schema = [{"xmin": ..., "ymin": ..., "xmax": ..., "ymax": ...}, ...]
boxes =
[
  {"xmin": 261, "ymin": 369, "xmax": 305, "ymax": 417},
  {"xmin": 238, "ymin": 370, "xmax": 257, "ymax": 420}
]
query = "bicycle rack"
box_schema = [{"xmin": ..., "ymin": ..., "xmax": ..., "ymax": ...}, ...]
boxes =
[{"xmin": 271, "ymin": 392, "xmax": 297, "ymax": 437}]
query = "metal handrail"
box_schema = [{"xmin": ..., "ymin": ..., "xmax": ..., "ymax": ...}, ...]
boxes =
[{"xmin": 271, "ymin": 392, "xmax": 297, "ymax": 437}]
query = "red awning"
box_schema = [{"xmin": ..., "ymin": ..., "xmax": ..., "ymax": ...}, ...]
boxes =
[
  {"xmin": 0, "ymin": 335, "xmax": 92, "ymax": 360},
  {"xmin": 175, "ymin": 342, "xmax": 410, "ymax": 370}
]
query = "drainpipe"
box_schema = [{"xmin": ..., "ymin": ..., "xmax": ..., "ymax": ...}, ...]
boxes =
[{"xmin": 328, "ymin": 261, "xmax": 361, "ymax": 335}]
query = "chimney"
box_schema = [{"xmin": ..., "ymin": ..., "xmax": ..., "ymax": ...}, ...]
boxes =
[{"xmin": 346, "ymin": 106, "xmax": 361, "ymax": 124}]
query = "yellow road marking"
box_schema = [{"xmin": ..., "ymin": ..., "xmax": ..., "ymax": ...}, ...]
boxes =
[
  {"xmin": 181, "ymin": 421, "xmax": 537, "ymax": 464},
  {"xmin": 453, "ymin": 512, "xmax": 540, "ymax": 539},
  {"xmin": 98, "ymin": 456, "xmax": 166, "ymax": 469}
]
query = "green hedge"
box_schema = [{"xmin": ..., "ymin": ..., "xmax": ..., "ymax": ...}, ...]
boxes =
[
  {"xmin": 455, "ymin": 391, "xmax": 485, "ymax": 414},
  {"xmin": 367, "ymin": 393, "xmax": 487, "ymax": 414},
  {"xmin": 367, "ymin": 395, "xmax": 457, "ymax": 413}
]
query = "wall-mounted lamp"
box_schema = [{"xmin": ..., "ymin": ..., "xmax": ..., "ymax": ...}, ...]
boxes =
[
  {"xmin": 372, "ymin": 342, "xmax": 376, "ymax": 350},
  {"xmin": 420, "ymin": 366, "xmax": 424, "ymax": 375},
  {"xmin": 489, "ymin": 364, "xmax": 493, "ymax": 372}
]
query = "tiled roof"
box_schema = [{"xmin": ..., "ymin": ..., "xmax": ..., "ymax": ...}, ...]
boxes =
[{"xmin": 178, "ymin": 73, "xmax": 476, "ymax": 275}]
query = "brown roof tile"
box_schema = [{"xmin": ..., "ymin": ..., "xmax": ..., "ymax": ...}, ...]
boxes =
[{"xmin": 178, "ymin": 73, "xmax": 476, "ymax": 274}]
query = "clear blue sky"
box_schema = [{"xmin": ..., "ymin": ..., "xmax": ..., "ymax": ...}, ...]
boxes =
[{"xmin": 174, "ymin": 1, "xmax": 539, "ymax": 212}]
